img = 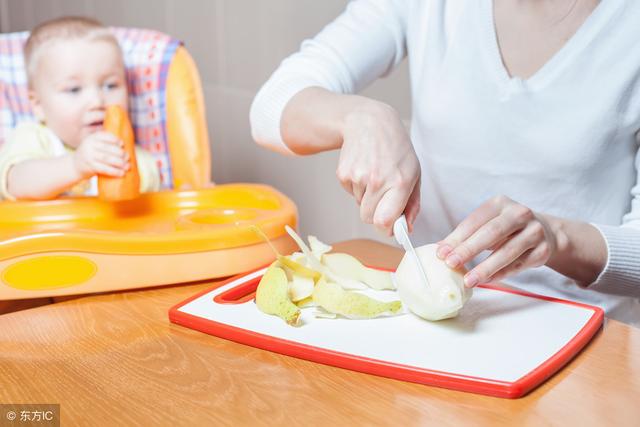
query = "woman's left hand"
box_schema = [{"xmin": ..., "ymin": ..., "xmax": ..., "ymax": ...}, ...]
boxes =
[{"xmin": 436, "ymin": 195, "xmax": 558, "ymax": 288}]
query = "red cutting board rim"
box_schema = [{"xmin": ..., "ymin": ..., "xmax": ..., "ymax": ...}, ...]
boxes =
[{"xmin": 168, "ymin": 265, "xmax": 604, "ymax": 399}]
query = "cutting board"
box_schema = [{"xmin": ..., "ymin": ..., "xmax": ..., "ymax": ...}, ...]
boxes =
[{"xmin": 169, "ymin": 266, "xmax": 603, "ymax": 398}]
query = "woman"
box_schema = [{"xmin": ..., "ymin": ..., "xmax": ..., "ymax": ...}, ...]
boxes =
[{"xmin": 250, "ymin": 0, "xmax": 640, "ymax": 325}]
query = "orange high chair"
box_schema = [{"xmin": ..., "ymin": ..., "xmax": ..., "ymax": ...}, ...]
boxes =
[{"xmin": 0, "ymin": 28, "xmax": 297, "ymax": 301}]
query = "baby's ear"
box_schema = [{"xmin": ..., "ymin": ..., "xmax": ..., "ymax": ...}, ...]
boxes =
[{"xmin": 28, "ymin": 89, "xmax": 45, "ymax": 123}]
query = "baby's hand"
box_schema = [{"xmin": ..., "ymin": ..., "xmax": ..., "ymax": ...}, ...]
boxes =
[{"xmin": 73, "ymin": 131, "xmax": 130, "ymax": 179}]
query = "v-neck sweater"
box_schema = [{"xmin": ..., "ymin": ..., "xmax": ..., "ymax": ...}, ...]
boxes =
[{"xmin": 250, "ymin": 0, "xmax": 640, "ymax": 325}]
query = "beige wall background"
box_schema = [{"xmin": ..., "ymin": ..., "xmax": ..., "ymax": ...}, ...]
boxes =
[{"xmin": 0, "ymin": 0, "xmax": 411, "ymax": 245}]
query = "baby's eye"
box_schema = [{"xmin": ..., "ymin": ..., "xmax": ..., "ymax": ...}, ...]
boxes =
[
  {"xmin": 65, "ymin": 86, "xmax": 81, "ymax": 94},
  {"xmin": 104, "ymin": 82, "xmax": 120, "ymax": 90}
]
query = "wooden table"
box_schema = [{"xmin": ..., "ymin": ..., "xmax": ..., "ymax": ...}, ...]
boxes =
[{"xmin": 1, "ymin": 240, "xmax": 638, "ymax": 426}]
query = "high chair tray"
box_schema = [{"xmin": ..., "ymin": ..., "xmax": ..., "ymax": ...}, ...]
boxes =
[
  {"xmin": 169, "ymin": 266, "xmax": 604, "ymax": 399},
  {"xmin": 0, "ymin": 184, "xmax": 297, "ymax": 300}
]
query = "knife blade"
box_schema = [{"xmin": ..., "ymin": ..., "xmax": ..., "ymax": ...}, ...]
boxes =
[{"xmin": 393, "ymin": 214, "xmax": 431, "ymax": 290}]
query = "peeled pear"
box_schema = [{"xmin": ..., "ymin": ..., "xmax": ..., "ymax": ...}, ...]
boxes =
[
  {"xmin": 256, "ymin": 264, "xmax": 301, "ymax": 326},
  {"xmin": 322, "ymin": 252, "xmax": 394, "ymax": 290},
  {"xmin": 312, "ymin": 278, "xmax": 402, "ymax": 319},
  {"xmin": 394, "ymin": 244, "xmax": 472, "ymax": 321}
]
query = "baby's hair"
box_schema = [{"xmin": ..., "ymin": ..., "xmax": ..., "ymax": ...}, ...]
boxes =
[{"xmin": 24, "ymin": 16, "xmax": 121, "ymax": 87}]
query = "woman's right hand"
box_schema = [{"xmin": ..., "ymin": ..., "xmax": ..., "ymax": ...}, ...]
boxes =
[
  {"xmin": 277, "ymin": 88, "xmax": 421, "ymax": 235},
  {"xmin": 337, "ymin": 100, "xmax": 421, "ymax": 236}
]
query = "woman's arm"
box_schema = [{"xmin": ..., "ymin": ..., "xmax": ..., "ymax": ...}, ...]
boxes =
[
  {"xmin": 542, "ymin": 213, "xmax": 608, "ymax": 286},
  {"xmin": 437, "ymin": 128, "xmax": 640, "ymax": 294},
  {"xmin": 279, "ymin": 87, "xmax": 366, "ymax": 155},
  {"xmin": 251, "ymin": 0, "xmax": 409, "ymax": 154},
  {"xmin": 250, "ymin": 0, "xmax": 417, "ymax": 233},
  {"xmin": 437, "ymin": 197, "xmax": 640, "ymax": 297}
]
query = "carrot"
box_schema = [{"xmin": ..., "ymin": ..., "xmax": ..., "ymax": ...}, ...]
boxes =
[{"xmin": 98, "ymin": 105, "xmax": 140, "ymax": 201}]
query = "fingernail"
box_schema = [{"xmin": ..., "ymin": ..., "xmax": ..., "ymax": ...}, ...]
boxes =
[
  {"xmin": 437, "ymin": 244, "xmax": 452, "ymax": 259},
  {"xmin": 445, "ymin": 253, "xmax": 461, "ymax": 268},
  {"xmin": 464, "ymin": 272, "xmax": 479, "ymax": 288}
]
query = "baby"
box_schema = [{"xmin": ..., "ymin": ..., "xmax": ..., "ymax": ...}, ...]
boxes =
[{"xmin": 0, "ymin": 16, "xmax": 160, "ymax": 200}]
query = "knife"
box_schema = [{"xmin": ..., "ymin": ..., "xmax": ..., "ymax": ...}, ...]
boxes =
[{"xmin": 393, "ymin": 214, "xmax": 431, "ymax": 290}]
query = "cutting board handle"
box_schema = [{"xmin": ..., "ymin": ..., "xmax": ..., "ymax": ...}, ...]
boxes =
[{"xmin": 210, "ymin": 267, "xmax": 268, "ymax": 305}]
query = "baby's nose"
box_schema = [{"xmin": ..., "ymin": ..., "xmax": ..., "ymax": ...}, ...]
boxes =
[{"xmin": 87, "ymin": 87, "xmax": 105, "ymax": 109}]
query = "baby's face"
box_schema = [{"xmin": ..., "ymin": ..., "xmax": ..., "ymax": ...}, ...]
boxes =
[{"xmin": 29, "ymin": 38, "xmax": 128, "ymax": 149}]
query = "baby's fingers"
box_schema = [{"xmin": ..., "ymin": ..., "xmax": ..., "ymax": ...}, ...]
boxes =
[
  {"xmin": 92, "ymin": 131, "xmax": 123, "ymax": 147},
  {"xmin": 92, "ymin": 149, "xmax": 130, "ymax": 172},
  {"xmin": 95, "ymin": 142, "xmax": 127, "ymax": 160},
  {"xmin": 92, "ymin": 161, "xmax": 127, "ymax": 177}
]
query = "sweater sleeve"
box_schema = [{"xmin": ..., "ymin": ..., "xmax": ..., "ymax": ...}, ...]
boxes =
[
  {"xmin": 249, "ymin": 0, "xmax": 409, "ymax": 155},
  {"xmin": 589, "ymin": 132, "xmax": 640, "ymax": 297}
]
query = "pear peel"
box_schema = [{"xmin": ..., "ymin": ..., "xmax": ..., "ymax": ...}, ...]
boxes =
[
  {"xmin": 312, "ymin": 278, "xmax": 402, "ymax": 320},
  {"xmin": 313, "ymin": 307, "xmax": 337, "ymax": 319},
  {"xmin": 285, "ymin": 225, "xmax": 366, "ymax": 290},
  {"xmin": 255, "ymin": 264, "xmax": 301, "ymax": 326},
  {"xmin": 288, "ymin": 273, "xmax": 315, "ymax": 302},
  {"xmin": 295, "ymin": 296, "xmax": 315, "ymax": 308},
  {"xmin": 284, "ymin": 225, "xmax": 325, "ymax": 271},
  {"xmin": 252, "ymin": 224, "xmax": 405, "ymax": 325},
  {"xmin": 309, "ymin": 235, "xmax": 332, "ymax": 258},
  {"xmin": 249, "ymin": 225, "xmax": 321, "ymax": 282},
  {"xmin": 279, "ymin": 256, "xmax": 322, "ymax": 282},
  {"xmin": 322, "ymin": 252, "xmax": 394, "ymax": 290}
]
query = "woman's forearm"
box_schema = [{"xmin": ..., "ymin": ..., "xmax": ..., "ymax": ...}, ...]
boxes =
[
  {"xmin": 7, "ymin": 155, "xmax": 84, "ymax": 200},
  {"xmin": 280, "ymin": 87, "xmax": 386, "ymax": 155},
  {"xmin": 541, "ymin": 213, "xmax": 608, "ymax": 285}
]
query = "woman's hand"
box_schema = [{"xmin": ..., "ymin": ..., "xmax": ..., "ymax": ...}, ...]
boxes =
[
  {"xmin": 279, "ymin": 88, "xmax": 421, "ymax": 236},
  {"xmin": 436, "ymin": 195, "xmax": 558, "ymax": 287},
  {"xmin": 336, "ymin": 100, "xmax": 421, "ymax": 235}
]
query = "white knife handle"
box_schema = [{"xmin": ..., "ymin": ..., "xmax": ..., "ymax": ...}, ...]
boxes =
[{"xmin": 393, "ymin": 215, "xmax": 415, "ymax": 252}]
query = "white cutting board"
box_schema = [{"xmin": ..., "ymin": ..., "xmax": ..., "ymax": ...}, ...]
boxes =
[{"xmin": 169, "ymin": 267, "xmax": 603, "ymax": 398}]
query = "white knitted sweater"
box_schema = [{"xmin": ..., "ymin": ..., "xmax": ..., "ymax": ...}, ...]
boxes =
[{"xmin": 250, "ymin": 0, "xmax": 640, "ymax": 325}]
